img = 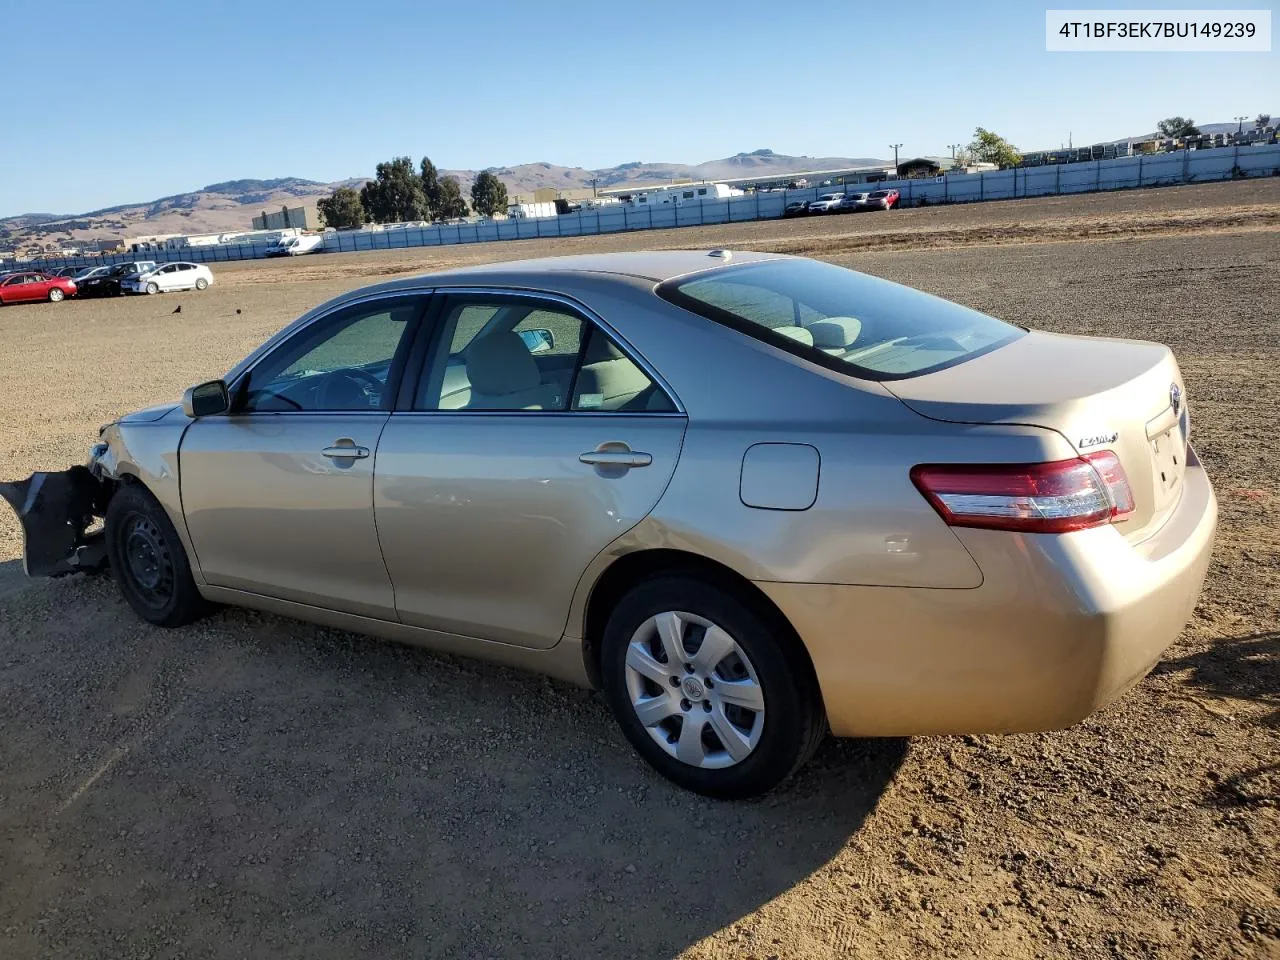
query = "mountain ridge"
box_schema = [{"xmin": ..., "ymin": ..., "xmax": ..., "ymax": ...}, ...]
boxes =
[{"xmin": 0, "ymin": 153, "xmax": 886, "ymax": 247}]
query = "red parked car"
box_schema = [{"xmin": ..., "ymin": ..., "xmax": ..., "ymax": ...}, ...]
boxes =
[
  {"xmin": 862, "ymin": 189, "xmax": 900, "ymax": 211},
  {"xmin": 0, "ymin": 271, "xmax": 77, "ymax": 304}
]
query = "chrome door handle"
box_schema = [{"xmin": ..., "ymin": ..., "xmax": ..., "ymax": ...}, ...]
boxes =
[
  {"xmin": 322, "ymin": 441, "xmax": 370, "ymax": 460},
  {"xmin": 579, "ymin": 446, "xmax": 652, "ymax": 468}
]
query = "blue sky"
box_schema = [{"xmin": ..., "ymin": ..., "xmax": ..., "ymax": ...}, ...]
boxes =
[{"xmin": 2, "ymin": 0, "xmax": 1274, "ymax": 217}]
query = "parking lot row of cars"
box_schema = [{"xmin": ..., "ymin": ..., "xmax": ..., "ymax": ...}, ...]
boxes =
[
  {"xmin": 0, "ymin": 261, "xmax": 215, "ymax": 305},
  {"xmin": 783, "ymin": 188, "xmax": 901, "ymax": 218}
]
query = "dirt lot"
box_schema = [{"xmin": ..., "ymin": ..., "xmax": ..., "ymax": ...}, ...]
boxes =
[{"xmin": 1, "ymin": 180, "xmax": 1277, "ymax": 959}]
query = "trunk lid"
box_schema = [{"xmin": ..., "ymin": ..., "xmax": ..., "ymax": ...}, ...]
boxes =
[{"xmin": 885, "ymin": 330, "xmax": 1189, "ymax": 539}]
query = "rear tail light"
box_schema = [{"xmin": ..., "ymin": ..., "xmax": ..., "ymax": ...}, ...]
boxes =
[{"xmin": 911, "ymin": 452, "xmax": 1135, "ymax": 534}]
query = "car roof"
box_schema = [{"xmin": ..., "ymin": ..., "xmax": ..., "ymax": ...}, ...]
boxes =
[{"xmin": 376, "ymin": 250, "xmax": 791, "ymax": 288}]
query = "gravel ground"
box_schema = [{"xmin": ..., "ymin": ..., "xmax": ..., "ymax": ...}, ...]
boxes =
[{"xmin": 0, "ymin": 181, "xmax": 1277, "ymax": 959}]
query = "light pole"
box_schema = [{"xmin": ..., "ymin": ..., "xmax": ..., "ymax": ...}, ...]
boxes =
[
  {"xmin": 890, "ymin": 143, "xmax": 902, "ymax": 169},
  {"xmin": 1234, "ymin": 115, "xmax": 1247, "ymax": 134},
  {"xmin": 947, "ymin": 143, "xmax": 961, "ymax": 159}
]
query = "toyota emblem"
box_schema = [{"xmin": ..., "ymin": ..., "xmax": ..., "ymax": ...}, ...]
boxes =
[{"xmin": 1170, "ymin": 383, "xmax": 1182, "ymax": 415}]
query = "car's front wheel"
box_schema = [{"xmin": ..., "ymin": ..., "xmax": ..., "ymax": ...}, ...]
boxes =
[
  {"xmin": 145, "ymin": 282, "xmax": 159, "ymax": 295},
  {"xmin": 48, "ymin": 288, "xmax": 64, "ymax": 302},
  {"xmin": 105, "ymin": 484, "xmax": 209, "ymax": 627},
  {"xmin": 601, "ymin": 576, "xmax": 825, "ymax": 799}
]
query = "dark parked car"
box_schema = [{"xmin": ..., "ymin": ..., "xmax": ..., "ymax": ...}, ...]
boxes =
[
  {"xmin": 782, "ymin": 200, "xmax": 809, "ymax": 218},
  {"xmin": 76, "ymin": 261, "xmax": 157, "ymax": 298}
]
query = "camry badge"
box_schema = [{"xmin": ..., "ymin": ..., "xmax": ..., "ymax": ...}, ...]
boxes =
[
  {"xmin": 1170, "ymin": 383, "xmax": 1182, "ymax": 416},
  {"xmin": 1078, "ymin": 431, "xmax": 1118, "ymax": 450}
]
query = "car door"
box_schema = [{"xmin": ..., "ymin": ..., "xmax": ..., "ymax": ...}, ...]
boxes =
[
  {"xmin": 174, "ymin": 264, "xmax": 196, "ymax": 290},
  {"xmin": 154, "ymin": 264, "xmax": 179, "ymax": 291},
  {"xmin": 374, "ymin": 290, "xmax": 688, "ymax": 649},
  {"xmin": 14, "ymin": 274, "xmax": 42, "ymax": 302},
  {"xmin": 179, "ymin": 292, "xmax": 429, "ymax": 619},
  {"xmin": 0, "ymin": 275, "xmax": 24, "ymax": 302}
]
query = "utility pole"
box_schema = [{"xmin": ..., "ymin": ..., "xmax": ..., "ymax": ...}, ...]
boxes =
[
  {"xmin": 947, "ymin": 143, "xmax": 961, "ymax": 159},
  {"xmin": 588, "ymin": 177, "xmax": 599, "ymax": 198},
  {"xmin": 890, "ymin": 143, "xmax": 902, "ymax": 169},
  {"xmin": 1234, "ymin": 115, "xmax": 1247, "ymax": 133}
]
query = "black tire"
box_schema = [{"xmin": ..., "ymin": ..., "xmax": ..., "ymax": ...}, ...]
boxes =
[
  {"xmin": 195, "ymin": 277, "xmax": 209, "ymax": 290},
  {"xmin": 48, "ymin": 288, "xmax": 64, "ymax": 302},
  {"xmin": 600, "ymin": 576, "xmax": 826, "ymax": 799},
  {"xmin": 145, "ymin": 282, "xmax": 159, "ymax": 295},
  {"xmin": 105, "ymin": 483, "xmax": 209, "ymax": 627}
]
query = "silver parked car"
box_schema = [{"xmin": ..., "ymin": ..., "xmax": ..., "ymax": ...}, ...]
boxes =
[{"xmin": 1, "ymin": 251, "xmax": 1216, "ymax": 798}]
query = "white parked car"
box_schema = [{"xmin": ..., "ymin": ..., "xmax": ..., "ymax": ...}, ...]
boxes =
[
  {"xmin": 807, "ymin": 193, "xmax": 846, "ymax": 214},
  {"xmin": 122, "ymin": 262, "xmax": 214, "ymax": 295}
]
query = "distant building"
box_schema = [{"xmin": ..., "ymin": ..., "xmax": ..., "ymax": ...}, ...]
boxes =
[
  {"xmin": 509, "ymin": 187, "xmax": 598, "ymax": 205},
  {"xmin": 897, "ymin": 157, "xmax": 958, "ymax": 178},
  {"xmin": 252, "ymin": 205, "xmax": 320, "ymax": 231}
]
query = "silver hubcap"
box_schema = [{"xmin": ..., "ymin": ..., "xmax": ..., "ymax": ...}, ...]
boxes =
[
  {"xmin": 50, "ymin": 290, "xmax": 62, "ymax": 301},
  {"xmin": 624, "ymin": 611, "xmax": 765, "ymax": 770}
]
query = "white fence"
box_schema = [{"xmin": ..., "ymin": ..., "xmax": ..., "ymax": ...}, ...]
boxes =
[{"xmin": 25, "ymin": 142, "xmax": 1280, "ymax": 272}]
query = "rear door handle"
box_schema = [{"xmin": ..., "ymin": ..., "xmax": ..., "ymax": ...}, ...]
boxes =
[
  {"xmin": 579, "ymin": 450, "xmax": 652, "ymax": 468},
  {"xmin": 322, "ymin": 440, "xmax": 370, "ymax": 460},
  {"xmin": 579, "ymin": 443, "xmax": 652, "ymax": 469}
]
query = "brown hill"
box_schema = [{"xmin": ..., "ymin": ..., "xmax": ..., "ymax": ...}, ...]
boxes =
[{"xmin": 0, "ymin": 150, "xmax": 887, "ymax": 248}]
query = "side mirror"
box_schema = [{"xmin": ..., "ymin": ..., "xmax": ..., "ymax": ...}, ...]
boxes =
[
  {"xmin": 182, "ymin": 380, "xmax": 230, "ymax": 418},
  {"xmin": 518, "ymin": 328, "xmax": 555, "ymax": 354}
]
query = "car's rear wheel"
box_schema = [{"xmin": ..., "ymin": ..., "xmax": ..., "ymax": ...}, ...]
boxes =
[
  {"xmin": 48, "ymin": 288, "xmax": 64, "ymax": 302},
  {"xmin": 600, "ymin": 576, "xmax": 825, "ymax": 799},
  {"xmin": 106, "ymin": 484, "xmax": 209, "ymax": 627},
  {"xmin": 195, "ymin": 277, "xmax": 209, "ymax": 290},
  {"xmin": 145, "ymin": 282, "xmax": 159, "ymax": 295}
]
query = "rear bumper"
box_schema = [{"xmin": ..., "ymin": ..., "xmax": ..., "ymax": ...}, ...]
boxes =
[{"xmin": 757, "ymin": 461, "xmax": 1217, "ymax": 738}]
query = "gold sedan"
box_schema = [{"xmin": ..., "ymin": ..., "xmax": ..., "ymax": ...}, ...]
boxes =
[{"xmin": 1, "ymin": 251, "xmax": 1217, "ymax": 798}]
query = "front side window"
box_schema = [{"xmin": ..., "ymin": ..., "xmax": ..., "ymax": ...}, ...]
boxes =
[
  {"xmin": 416, "ymin": 296, "xmax": 675, "ymax": 413},
  {"xmin": 237, "ymin": 296, "xmax": 423, "ymax": 412},
  {"xmin": 658, "ymin": 259, "xmax": 1023, "ymax": 380}
]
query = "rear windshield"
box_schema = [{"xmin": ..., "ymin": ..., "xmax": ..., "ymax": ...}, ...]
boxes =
[{"xmin": 657, "ymin": 258, "xmax": 1023, "ymax": 380}]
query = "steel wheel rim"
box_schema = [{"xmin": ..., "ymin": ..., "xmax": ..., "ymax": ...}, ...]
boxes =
[
  {"xmin": 624, "ymin": 610, "xmax": 765, "ymax": 770},
  {"xmin": 122, "ymin": 514, "xmax": 174, "ymax": 608}
]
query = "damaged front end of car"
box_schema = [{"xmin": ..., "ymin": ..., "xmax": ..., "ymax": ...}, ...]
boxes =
[{"xmin": 0, "ymin": 444, "xmax": 113, "ymax": 577}]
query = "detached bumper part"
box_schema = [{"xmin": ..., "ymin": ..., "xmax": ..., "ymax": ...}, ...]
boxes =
[{"xmin": 0, "ymin": 466, "xmax": 108, "ymax": 577}]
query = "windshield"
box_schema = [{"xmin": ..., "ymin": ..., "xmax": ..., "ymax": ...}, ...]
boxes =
[{"xmin": 657, "ymin": 258, "xmax": 1024, "ymax": 380}]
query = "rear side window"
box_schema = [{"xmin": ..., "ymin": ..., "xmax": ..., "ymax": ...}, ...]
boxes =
[{"xmin": 657, "ymin": 258, "xmax": 1023, "ymax": 380}]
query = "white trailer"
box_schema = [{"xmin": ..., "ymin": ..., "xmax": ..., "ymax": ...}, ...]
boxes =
[
  {"xmin": 627, "ymin": 182, "xmax": 745, "ymax": 207},
  {"xmin": 507, "ymin": 201, "xmax": 557, "ymax": 219}
]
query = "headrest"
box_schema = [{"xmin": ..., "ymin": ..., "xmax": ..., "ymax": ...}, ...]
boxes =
[
  {"xmin": 467, "ymin": 332, "xmax": 541, "ymax": 395},
  {"xmin": 773, "ymin": 325, "xmax": 814, "ymax": 347},
  {"xmin": 583, "ymin": 332, "xmax": 628, "ymax": 365},
  {"xmin": 807, "ymin": 316, "xmax": 862, "ymax": 350}
]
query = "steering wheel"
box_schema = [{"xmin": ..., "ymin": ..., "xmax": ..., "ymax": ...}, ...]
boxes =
[{"xmin": 316, "ymin": 367, "xmax": 385, "ymax": 409}]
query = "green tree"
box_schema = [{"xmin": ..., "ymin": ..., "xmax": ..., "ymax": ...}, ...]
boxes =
[
  {"xmin": 966, "ymin": 128, "xmax": 1021, "ymax": 169},
  {"xmin": 359, "ymin": 156, "xmax": 429, "ymax": 224},
  {"xmin": 470, "ymin": 170, "xmax": 509, "ymax": 217},
  {"xmin": 1156, "ymin": 116, "xmax": 1200, "ymax": 139},
  {"xmin": 435, "ymin": 176, "xmax": 470, "ymax": 220},
  {"xmin": 316, "ymin": 186, "xmax": 365, "ymax": 229},
  {"xmin": 419, "ymin": 156, "xmax": 442, "ymax": 220}
]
